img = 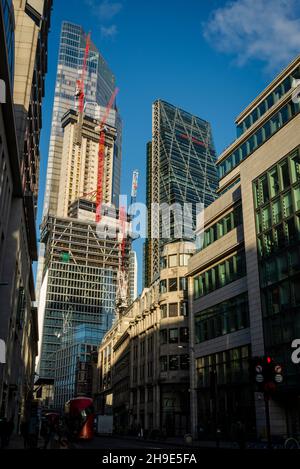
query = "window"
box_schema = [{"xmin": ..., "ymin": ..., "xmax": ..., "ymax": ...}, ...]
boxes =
[
  {"xmin": 221, "ymin": 99, "xmax": 300, "ymax": 178},
  {"xmin": 161, "ymin": 256, "xmax": 167, "ymax": 269},
  {"xmin": 197, "ymin": 206, "xmax": 242, "ymax": 252},
  {"xmin": 197, "ymin": 346, "xmax": 250, "ymax": 388},
  {"xmin": 179, "ymin": 277, "xmax": 187, "ymax": 291},
  {"xmin": 254, "ymin": 148, "xmax": 300, "ymax": 360},
  {"xmin": 272, "ymin": 199, "xmax": 282, "ymax": 224},
  {"xmin": 160, "ymin": 356, "xmax": 167, "ymax": 372},
  {"xmin": 180, "ymin": 302, "xmax": 188, "ymax": 317},
  {"xmin": 180, "ymin": 327, "xmax": 189, "ymax": 343},
  {"xmin": 280, "ymin": 161, "xmax": 290, "ymax": 189},
  {"xmin": 290, "ymin": 152, "xmax": 300, "ymax": 183},
  {"xmin": 195, "ymin": 293, "xmax": 249, "ymax": 343},
  {"xmin": 194, "ymin": 252, "xmax": 246, "ymax": 298},
  {"xmin": 169, "ymin": 355, "xmax": 179, "ymax": 371},
  {"xmin": 169, "ymin": 329, "xmax": 179, "ymax": 344},
  {"xmin": 160, "ymin": 329, "xmax": 167, "ymax": 345},
  {"xmin": 179, "ymin": 254, "xmax": 190, "ymax": 266},
  {"xmin": 260, "ymin": 175, "xmax": 269, "ymax": 204},
  {"xmin": 168, "ymin": 255, "xmax": 177, "ymax": 267},
  {"xmin": 169, "ymin": 303, "xmax": 178, "ymax": 317},
  {"xmin": 160, "ymin": 280, "xmax": 167, "ymax": 294},
  {"xmin": 168, "ymin": 278, "xmax": 178, "ymax": 292},
  {"xmin": 262, "ymin": 206, "xmax": 271, "ymax": 230},
  {"xmin": 282, "ymin": 192, "xmax": 293, "ymax": 218},
  {"xmin": 293, "ymin": 185, "xmax": 300, "ymax": 212},
  {"xmin": 180, "ymin": 355, "xmax": 189, "ymax": 370},
  {"xmin": 218, "ymin": 263, "xmax": 226, "ymax": 287}
]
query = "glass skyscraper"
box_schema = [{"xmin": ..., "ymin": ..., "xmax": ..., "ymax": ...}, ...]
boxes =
[
  {"xmin": 43, "ymin": 21, "xmax": 121, "ymax": 216},
  {"xmin": 145, "ymin": 100, "xmax": 218, "ymax": 286}
]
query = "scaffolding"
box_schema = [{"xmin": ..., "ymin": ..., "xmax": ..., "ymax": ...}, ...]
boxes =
[{"xmin": 38, "ymin": 214, "xmax": 131, "ymax": 381}]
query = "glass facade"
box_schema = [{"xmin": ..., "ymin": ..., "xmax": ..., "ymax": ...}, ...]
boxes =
[
  {"xmin": 193, "ymin": 250, "xmax": 246, "ymax": 299},
  {"xmin": 146, "ymin": 100, "xmax": 218, "ymax": 282},
  {"xmin": 157, "ymin": 101, "xmax": 218, "ymax": 229},
  {"xmin": 196, "ymin": 345, "xmax": 254, "ymax": 438},
  {"xmin": 195, "ymin": 293, "xmax": 249, "ymax": 343},
  {"xmin": 219, "ymin": 99, "xmax": 300, "ymax": 180},
  {"xmin": 39, "ymin": 217, "xmax": 120, "ymax": 380},
  {"xmin": 196, "ymin": 204, "xmax": 242, "ymax": 251},
  {"xmin": 237, "ymin": 66, "xmax": 300, "ymax": 137},
  {"xmin": 1, "ymin": 0, "xmax": 14, "ymax": 84},
  {"xmin": 54, "ymin": 325, "xmax": 101, "ymax": 409},
  {"xmin": 43, "ymin": 21, "xmax": 121, "ymax": 216},
  {"xmin": 254, "ymin": 146, "xmax": 300, "ymax": 388}
]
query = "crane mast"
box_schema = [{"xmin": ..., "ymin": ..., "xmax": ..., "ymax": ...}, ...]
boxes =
[{"xmin": 115, "ymin": 170, "xmax": 139, "ymax": 316}]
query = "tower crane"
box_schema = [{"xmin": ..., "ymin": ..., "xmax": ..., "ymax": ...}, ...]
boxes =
[{"xmin": 115, "ymin": 170, "xmax": 139, "ymax": 316}]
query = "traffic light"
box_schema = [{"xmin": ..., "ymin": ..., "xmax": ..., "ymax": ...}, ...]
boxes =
[{"xmin": 251, "ymin": 356, "xmax": 283, "ymax": 394}]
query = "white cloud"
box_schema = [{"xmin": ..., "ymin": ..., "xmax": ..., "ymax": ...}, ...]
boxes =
[
  {"xmin": 85, "ymin": 0, "xmax": 122, "ymax": 39},
  {"xmin": 85, "ymin": 0, "xmax": 123, "ymax": 20},
  {"xmin": 98, "ymin": 0, "xmax": 123, "ymax": 20},
  {"xmin": 203, "ymin": 0, "xmax": 300, "ymax": 72},
  {"xmin": 101, "ymin": 24, "xmax": 118, "ymax": 38}
]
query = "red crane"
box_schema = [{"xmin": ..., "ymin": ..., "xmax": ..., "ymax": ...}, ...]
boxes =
[{"xmin": 75, "ymin": 33, "xmax": 91, "ymax": 117}]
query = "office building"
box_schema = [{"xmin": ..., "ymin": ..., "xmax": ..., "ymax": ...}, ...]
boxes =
[
  {"xmin": 42, "ymin": 21, "xmax": 121, "ymax": 217},
  {"xmin": 54, "ymin": 325, "xmax": 100, "ymax": 409},
  {"xmin": 0, "ymin": 0, "xmax": 51, "ymax": 424},
  {"xmin": 97, "ymin": 241, "xmax": 195, "ymax": 436},
  {"xmin": 144, "ymin": 100, "xmax": 218, "ymax": 286},
  {"xmin": 188, "ymin": 55, "xmax": 300, "ymax": 440}
]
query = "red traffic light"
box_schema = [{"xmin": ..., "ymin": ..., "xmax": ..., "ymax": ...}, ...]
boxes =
[{"xmin": 267, "ymin": 356, "xmax": 272, "ymax": 364}]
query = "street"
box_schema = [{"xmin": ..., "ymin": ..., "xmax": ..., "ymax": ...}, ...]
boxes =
[{"xmin": 74, "ymin": 436, "xmax": 184, "ymax": 450}]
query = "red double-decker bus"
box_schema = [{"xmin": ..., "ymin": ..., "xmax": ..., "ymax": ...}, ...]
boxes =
[{"xmin": 64, "ymin": 397, "xmax": 94, "ymax": 440}]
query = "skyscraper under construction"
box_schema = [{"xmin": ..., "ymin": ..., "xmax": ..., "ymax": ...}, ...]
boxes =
[{"xmin": 36, "ymin": 23, "xmax": 127, "ymax": 405}]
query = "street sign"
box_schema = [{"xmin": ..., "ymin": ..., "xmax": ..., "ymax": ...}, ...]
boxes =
[
  {"xmin": 275, "ymin": 365, "xmax": 282, "ymax": 374},
  {"xmin": 275, "ymin": 374, "xmax": 283, "ymax": 383},
  {"xmin": 256, "ymin": 365, "xmax": 263, "ymax": 373}
]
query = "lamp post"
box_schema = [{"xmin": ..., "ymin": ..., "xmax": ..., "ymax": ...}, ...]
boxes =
[{"xmin": 177, "ymin": 345, "xmax": 197, "ymax": 439}]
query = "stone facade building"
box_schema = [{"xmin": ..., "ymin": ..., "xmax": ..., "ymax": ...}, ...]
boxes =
[{"xmin": 97, "ymin": 241, "xmax": 195, "ymax": 436}]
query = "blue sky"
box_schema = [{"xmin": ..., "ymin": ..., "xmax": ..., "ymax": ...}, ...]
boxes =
[{"xmin": 37, "ymin": 0, "xmax": 300, "ymax": 293}]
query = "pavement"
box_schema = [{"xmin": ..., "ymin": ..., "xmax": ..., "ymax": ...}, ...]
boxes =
[
  {"xmin": 4, "ymin": 433, "xmax": 236, "ymax": 450},
  {"xmin": 5, "ymin": 433, "xmax": 283, "ymax": 450}
]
